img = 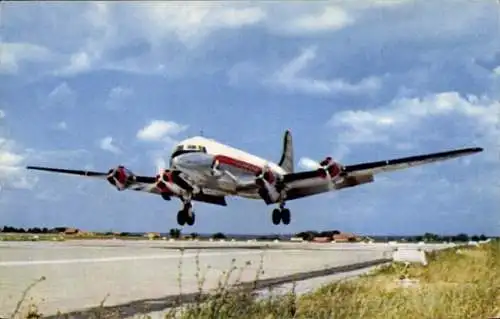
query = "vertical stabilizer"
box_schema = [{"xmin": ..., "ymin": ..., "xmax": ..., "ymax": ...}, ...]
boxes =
[{"xmin": 278, "ymin": 130, "xmax": 294, "ymax": 173}]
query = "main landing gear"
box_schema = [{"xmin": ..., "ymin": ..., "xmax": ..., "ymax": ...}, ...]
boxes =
[
  {"xmin": 177, "ymin": 201, "xmax": 195, "ymax": 226},
  {"xmin": 271, "ymin": 203, "xmax": 291, "ymax": 225}
]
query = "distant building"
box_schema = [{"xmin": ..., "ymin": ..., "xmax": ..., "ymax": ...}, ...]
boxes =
[
  {"xmin": 312, "ymin": 236, "xmax": 331, "ymax": 243},
  {"xmin": 333, "ymin": 232, "xmax": 358, "ymax": 242},
  {"xmin": 63, "ymin": 228, "xmax": 79, "ymax": 235},
  {"xmin": 146, "ymin": 232, "xmax": 160, "ymax": 240}
]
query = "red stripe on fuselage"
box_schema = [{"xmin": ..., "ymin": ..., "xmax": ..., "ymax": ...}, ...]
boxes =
[{"xmin": 213, "ymin": 155, "xmax": 262, "ymax": 174}]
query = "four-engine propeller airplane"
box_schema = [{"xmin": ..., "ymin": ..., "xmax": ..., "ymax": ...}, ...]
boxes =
[{"xmin": 26, "ymin": 131, "xmax": 483, "ymax": 226}]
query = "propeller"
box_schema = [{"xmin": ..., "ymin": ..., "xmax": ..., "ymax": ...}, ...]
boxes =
[
  {"xmin": 256, "ymin": 162, "xmax": 275, "ymax": 184},
  {"xmin": 155, "ymin": 157, "xmax": 167, "ymax": 176},
  {"xmin": 300, "ymin": 156, "xmax": 344, "ymax": 190}
]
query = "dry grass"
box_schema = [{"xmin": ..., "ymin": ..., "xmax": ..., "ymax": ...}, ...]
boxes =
[
  {"xmin": 173, "ymin": 241, "xmax": 500, "ymax": 319},
  {"xmin": 291, "ymin": 242, "xmax": 500, "ymax": 319},
  {"xmin": 11, "ymin": 240, "xmax": 500, "ymax": 319}
]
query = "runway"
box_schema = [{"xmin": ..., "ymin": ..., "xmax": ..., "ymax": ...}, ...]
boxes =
[{"xmin": 0, "ymin": 239, "xmax": 452, "ymax": 318}]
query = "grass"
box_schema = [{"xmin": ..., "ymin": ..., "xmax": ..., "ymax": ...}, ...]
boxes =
[{"xmin": 10, "ymin": 240, "xmax": 500, "ymax": 319}]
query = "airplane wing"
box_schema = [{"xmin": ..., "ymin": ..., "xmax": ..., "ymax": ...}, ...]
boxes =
[
  {"xmin": 282, "ymin": 147, "xmax": 483, "ymax": 201},
  {"xmin": 25, "ymin": 166, "xmax": 227, "ymax": 206}
]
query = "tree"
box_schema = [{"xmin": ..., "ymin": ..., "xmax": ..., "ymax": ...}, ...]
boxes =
[
  {"xmin": 479, "ymin": 234, "xmax": 487, "ymax": 241},
  {"xmin": 454, "ymin": 233, "xmax": 469, "ymax": 242},
  {"xmin": 169, "ymin": 228, "xmax": 181, "ymax": 239},
  {"xmin": 296, "ymin": 231, "xmax": 318, "ymax": 241},
  {"xmin": 319, "ymin": 230, "xmax": 340, "ymax": 237},
  {"xmin": 423, "ymin": 232, "xmax": 440, "ymax": 242},
  {"xmin": 212, "ymin": 232, "xmax": 226, "ymax": 240}
]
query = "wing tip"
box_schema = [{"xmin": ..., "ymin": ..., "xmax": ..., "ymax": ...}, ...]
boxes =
[{"xmin": 462, "ymin": 147, "xmax": 483, "ymax": 154}]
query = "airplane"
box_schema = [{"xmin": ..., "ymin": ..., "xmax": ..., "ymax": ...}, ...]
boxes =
[{"xmin": 26, "ymin": 130, "xmax": 483, "ymax": 226}]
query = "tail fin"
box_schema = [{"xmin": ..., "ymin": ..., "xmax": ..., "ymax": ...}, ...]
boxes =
[{"xmin": 278, "ymin": 130, "xmax": 294, "ymax": 173}]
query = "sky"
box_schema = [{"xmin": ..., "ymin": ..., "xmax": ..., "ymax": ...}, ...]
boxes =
[{"xmin": 1, "ymin": 0, "xmax": 499, "ymax": 236}]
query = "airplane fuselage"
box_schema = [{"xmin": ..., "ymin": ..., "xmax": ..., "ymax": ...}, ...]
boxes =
[{"xmin": 170, "ymin": 136, "xmax": 287, "ymax": 199}]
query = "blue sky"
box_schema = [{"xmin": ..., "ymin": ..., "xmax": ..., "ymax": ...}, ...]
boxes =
[{"xmin": 1, "ymin": 1, "xmax": 499, "ymax": 235}]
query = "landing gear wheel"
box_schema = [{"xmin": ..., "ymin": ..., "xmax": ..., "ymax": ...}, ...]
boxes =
[
  {"xmin": 272, "ymin": 208, "xmax": 281, "ymax": 225},
  {"xmin": 177, "ymin": 201, "xmax": 195, "ymax": 226},
  {"xmin": 186, "ymin": 212, "xmax": 195, "ymax": 226},
  {"xmin": 177, "ymin": 210, "xmax": 186, "ymax": 226},
  {"xmin": 281, "ymin": 208, "xmax": 291, "ymax": 225}
]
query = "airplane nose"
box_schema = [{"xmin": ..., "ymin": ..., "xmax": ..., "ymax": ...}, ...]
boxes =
[
  {"xmin": 171, "ymin": 156, "xmax": 181, "ymax": 168},
  {"xmin": 171, "ymin": 153, "xmax": 214, "ymax": 169}
]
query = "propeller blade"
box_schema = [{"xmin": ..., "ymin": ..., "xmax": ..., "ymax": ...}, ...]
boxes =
[{"xmin": 155, "ymin": 157, "xmax": 167, "ymax": 175}]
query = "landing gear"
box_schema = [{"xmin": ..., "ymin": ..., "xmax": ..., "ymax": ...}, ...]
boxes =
[
  {"xmin": 177, "ymin": 201, "xmax": 195, "ymax": 226},
  {"xmin": 271, "ymin": 203, "xmax": 291, "ymax": 225},
  {"xmin": 281, "ymin": 208, "xmax": 291, "ymax": 225}
]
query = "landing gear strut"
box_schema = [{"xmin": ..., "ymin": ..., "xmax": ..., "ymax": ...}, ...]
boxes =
[
  {"xmin": 271, "ymin": 202, "xmax": 291, "ymax": 225},
  {"xmin": 177, "ymin": 201, "xmax": 195, "ymax": 226}
]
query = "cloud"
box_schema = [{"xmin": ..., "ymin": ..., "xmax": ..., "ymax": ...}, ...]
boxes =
[
  {"xmin": 130, "ymin": 3, "xmax": 266, "ymax": 48},
  {"xmin": 268, "ymin": 46, "xmax": 381, "ymax": 95},
  {"xmin": 136, "ymin": 120, "xmax": 187, "ymax": 142},
  {"xmin": 0, "ymin": 138, "xmax": 37, "ymax": 190},
  {"xmin": 494, "ymin": 66, "xmax": 500, "ymax": 77},
  {"xmin": 57, "ymin": 51, "xmax": 92, "ymax": 76},
  {"xmin": 0, "ymin": 141, "xmax": 23, "ymax": 167},
  {"xmin": 98, "ymin": 136, "xmax": 122, "ymax": 154},
  {"xmin": 105, "ymin": 86, "xmax": 134, "ymax": 109},
  {"xmin": 23, "ymin": 148, "xmax": 91, "ymax": 166},
  {"xmin": 0, "ymin": 109, "xmax": 5, "ymax": 119},
  {"xmin": 358, "ymin": 0, "xmax": 411, "ymax": 6},
  {"xmin": 278, "ymin": 6, "xmax": 353, "ymax": 35},
  {"xmin": 54, "ymin": 121, "xmax": 68, "ymax": 130},
  {"xmin": 0, "ymin": 42, "xmax": 55, "ymax": 74},
  {"xmin": 298, "ymin": 144, "xmax": 352, "ymax": 171},
  {"xmin": 136, "ymin": 120, "xmax": 189, "ymax": 170},
  {"xmin": 4, "ymin": 0, "xmax": 497, "ymax": 86},
  {"xmin": 38, "ymin": 2, "xmax": 267, "ymax": 77},
  {"xmin": 45, "ymin": 82, "xmax": 77, "ymax": 108},
  {"xmin": 3, "ymin": 2, "xmax": 399, "ymax": 79},
  {"xmin": 298, "ymin": 157, "xmax": 320, "ymax": 170},
  {"xmin": 226, "ymin": 61, "xmax": 264, "ymax": 87},
  {"xmin": 329, "ymin": 91, "xmax": 500, "ymax": 161},
  {"xmin": 35, "ymin": 189, "xmax": 62, "ymax": 202}
]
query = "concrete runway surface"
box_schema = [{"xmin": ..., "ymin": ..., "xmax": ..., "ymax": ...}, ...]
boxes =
[{"xmin": 0, "ymin": 239, "xmax": 453, "ymax": 318}]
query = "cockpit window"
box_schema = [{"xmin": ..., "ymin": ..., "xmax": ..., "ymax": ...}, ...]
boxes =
[{"xmin": 170, "ymin": 144, "xmax": 208, "ymax": 165}]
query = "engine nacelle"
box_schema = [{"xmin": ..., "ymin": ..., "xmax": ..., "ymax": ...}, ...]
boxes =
[
  {"xmin": 210, "ymin": 159, "xmax": 223, "ymax": 178},
  {"xmin": 255, "ymin": 166, "xmax": 282, "ymax": 204},
  {"xmin": 106, "ymin": 166, "xmax": 136, "ymax": 191},
  {"xmin": 155, "ymin": 169, "xmax": 185, "ymax": 197},
  {"xmin": 317, "ymin": 157, "xmax": 344, "ymax": 181}
]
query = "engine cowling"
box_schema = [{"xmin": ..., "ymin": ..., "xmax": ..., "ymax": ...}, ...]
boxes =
[
  {"xmin": 210, "ymin": 159, "xmax": 223, "ymax": 178},
  {"xmin": 255, "ymin": 166, "xmax": 282, "ymax": 204},
  {"xmin": 155, "ymin": 169, "xmax": 184, "ymax": 197},
  {"xmin": 317, "ymin": 157, "xmax": 344, "ymax": 181},
  {"xmin": 106, "ymin": 166, "xmax": 136, "ymax": 191}
]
